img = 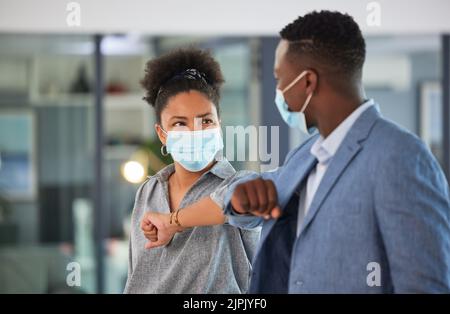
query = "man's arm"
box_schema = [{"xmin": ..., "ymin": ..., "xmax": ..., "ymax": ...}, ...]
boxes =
[
  {"xmin": 222, "ymin": 136, "xmax": 315, "ymax": 228},
  {"xmin": 374, "ymin": 138, "xmax": 450, "ymax": 292}
]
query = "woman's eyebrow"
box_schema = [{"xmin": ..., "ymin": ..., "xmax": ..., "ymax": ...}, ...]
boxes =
[
  {"xmin": 170, "ymin": 116, "xmax": 188, "ymax": 121},
  {"xmin": 196, "ymin": 112, "xmax": 212, "ymax": 118}
]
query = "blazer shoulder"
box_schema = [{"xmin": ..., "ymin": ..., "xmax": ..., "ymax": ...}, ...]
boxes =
[
  {"xmin": 371, "ymin": 117, "xmax": 428, "ymax": 155},
  {"xmin": 370, "ymin": 117, "xmax": 445, "ymax": 181}
]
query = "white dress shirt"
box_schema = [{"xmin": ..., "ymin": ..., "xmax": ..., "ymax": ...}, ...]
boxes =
[{"xmin": 296, "ymin": 99, "xmax": 375, "ymax": 236}]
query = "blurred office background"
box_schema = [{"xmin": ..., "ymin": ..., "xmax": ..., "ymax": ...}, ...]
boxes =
[{"xmin": 0, "ymin": 0, "xmax": 449, "ymax": 293}]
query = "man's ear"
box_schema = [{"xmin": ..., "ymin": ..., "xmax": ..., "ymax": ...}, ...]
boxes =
[
  {"xmin": 305, "ymin": 70, "xmax": 318, "ymax": 95},
  {"xmin": 155, "ymin": 124, "xmax": 167, "ymax": 145}
]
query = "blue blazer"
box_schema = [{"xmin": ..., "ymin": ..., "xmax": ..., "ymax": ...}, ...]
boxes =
[{"xmin": 224, "ymin": 104, "xmax": 450, "ymax": 293}]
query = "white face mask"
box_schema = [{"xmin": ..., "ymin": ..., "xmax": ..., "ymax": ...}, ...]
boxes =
[
  {"xmin": 161, "ymin": 127, "xmax": 224, "ymax": 172},
  {"xmin": 274, "ymin": 70, "xmax": 313, "ymax": 134}
]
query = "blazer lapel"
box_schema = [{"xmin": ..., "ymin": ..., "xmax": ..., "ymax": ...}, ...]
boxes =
[
  {"xmin": 298, "ymin": 105, "xmax": 382, "ymax": 235},
  {"xmin": 278, "ymin": 153, "xmax": 318, "ymax": 209},
  {"xmin": 299, "ymin": 141, "xmax": 362, "ymax": 235}
]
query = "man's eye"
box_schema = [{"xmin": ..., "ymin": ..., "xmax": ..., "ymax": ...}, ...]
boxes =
[
  {"xmin": 173, "ymin": 121, "xmax": 185, "ymax": 127},
  {"xmin": 202, "ymin": 118, "xmax": 214, "ymax": 125}
]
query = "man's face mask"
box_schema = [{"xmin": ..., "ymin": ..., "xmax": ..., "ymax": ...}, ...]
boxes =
[
  {"xmin": 160, "ymin": 127, "xmax": 224, "ymax": 172},
  {"xmin": 275, "ymin": 70, "xmax": 313, "ymax": 133}
]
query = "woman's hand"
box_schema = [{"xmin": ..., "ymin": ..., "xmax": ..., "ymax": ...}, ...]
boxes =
[
  {"xmin": 140, "ymin": 216, "xmax": 158, "ymax": 242},
  {"xmin": 140, "ymin": 211, "xmax": 184, "ymax": 249}
]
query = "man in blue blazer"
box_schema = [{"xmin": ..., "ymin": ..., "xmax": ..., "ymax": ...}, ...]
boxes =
[{"xmin": 224, "ymin": 11, "xmax": 450, "ymax": 293}]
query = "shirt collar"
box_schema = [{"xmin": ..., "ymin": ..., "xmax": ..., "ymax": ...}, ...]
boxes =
[
  {"xmin": 310, "ymin": 99, "xmax": 375, "ymax": 164},
  {"xmin": 153, "ymin": 158, "xmax": 235, "ymax": 182}
]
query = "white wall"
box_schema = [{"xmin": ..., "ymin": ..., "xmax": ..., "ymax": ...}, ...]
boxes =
[{"xmin": 1, "ymin": 0, "xmax": 450, "ymax": 35}]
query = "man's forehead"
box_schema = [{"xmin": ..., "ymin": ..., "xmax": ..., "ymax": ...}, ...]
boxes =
[
  {"xmin": 274, "ymin": 40, "xmax": 289, "ymax": 70},
  {"xmin": 276, "ymin": 40, "xmax": 289, "ymax": 58}
]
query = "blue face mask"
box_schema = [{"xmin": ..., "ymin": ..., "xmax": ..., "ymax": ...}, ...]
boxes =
[
  {"xmin": 162, "ymin": 127, "xmax": 224, "ymax": 172},
  {"xmin": 275, "ymin": 70, "xmax": 313, "ymax": 133}
]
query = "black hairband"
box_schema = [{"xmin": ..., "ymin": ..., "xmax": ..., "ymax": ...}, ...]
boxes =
[{"xmin": 157, "ymin": 68, "xmax": 209, "ymax": 97}]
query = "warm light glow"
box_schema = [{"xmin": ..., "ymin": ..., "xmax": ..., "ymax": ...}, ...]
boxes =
[{"xmin": 122, "ymin": 161, "xmax": 145, "ymax": 183}]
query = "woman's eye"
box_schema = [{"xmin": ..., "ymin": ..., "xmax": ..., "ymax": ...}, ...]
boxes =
[
  {"xmin": 173, "ymin": 121, "xmax": 185, "ymax": 127},
  {"xmin": 202, "ymin": 118, "xmax": 214, "ymax": 125}
]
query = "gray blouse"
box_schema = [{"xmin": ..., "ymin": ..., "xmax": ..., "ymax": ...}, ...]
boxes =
[{"xmin": 123, "ymin": 159, "xmax": 260, "ymax": 294}]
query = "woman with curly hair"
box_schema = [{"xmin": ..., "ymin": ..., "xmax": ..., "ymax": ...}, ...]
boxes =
[{"xmin": 123, "ymin": 47, "xmax": 260, "ymax": 294}]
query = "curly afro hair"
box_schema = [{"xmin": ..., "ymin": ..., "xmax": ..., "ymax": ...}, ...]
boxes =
[
  {"xmin": 280, "ymin": 10, "xmax": 366, "ymax": 78},
  {"xmin": 141, "ymin": 47, "xmax": 225, "ymax": 123}
]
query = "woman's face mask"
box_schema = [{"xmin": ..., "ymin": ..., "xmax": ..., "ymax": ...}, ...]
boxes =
[
  {"xmin": 275, "ymin": 70, "xmax": 313, "ymax": 133},
  {"xmin": 161, "ymin": 127, "xmax": 224, "ymax": 172}
]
